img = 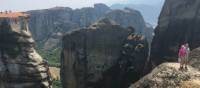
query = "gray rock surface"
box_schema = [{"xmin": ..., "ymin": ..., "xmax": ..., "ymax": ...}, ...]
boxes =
[
  {"xmin": 0, "ymin": 15, "xmax": 51, "ymax": 88},
  {"xmin": 27, "ymin": 4, "xmax": 110, "ymax": 50},
  {"xmin": 189, "ymin": 47, "xmax": 200, "ymax": 71},
  {"xmin": 61, "ymin": 18, "xmax": 149, "ymax": 88},
  {"xmin": 150, "ymin": 0, "xmax": 200, "ymax": 67},
  {"xmin": 27, "ymin": 4, "xmax": 153, "ymax": 50},
  {"xmin": 111, "ymin": 1, "xmax": 165, "ymax": 26},
  {"xmin": 104, "ymin": 8, "xmax": 146, "ymax": 34}
]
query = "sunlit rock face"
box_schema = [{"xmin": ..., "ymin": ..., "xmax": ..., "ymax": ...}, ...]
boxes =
[
  {"xmin": 0, "ymin": 13, "xmax": 51, "ymax": 88},
  {"xmin": 150, "ymin": 0, "xmax": 200, "ymax": 67},
  {"xmin": 61, "ymin": 18, "xmax": 149, "ymax": 88}
]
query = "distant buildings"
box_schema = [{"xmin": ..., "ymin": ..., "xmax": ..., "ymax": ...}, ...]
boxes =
[{"xmin": 0, "ymin": 11, "xmax": 30, "ymax": 32}]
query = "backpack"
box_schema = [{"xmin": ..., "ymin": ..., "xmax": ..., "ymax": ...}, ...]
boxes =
[{"xmin": 179, "ymin": 47, "xmax": 186, "ymax": 57}]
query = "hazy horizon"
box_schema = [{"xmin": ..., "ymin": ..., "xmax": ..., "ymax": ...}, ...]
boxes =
[{"xmin": 0, "ymin": 0, "xmax": 164, "ymax": 11}]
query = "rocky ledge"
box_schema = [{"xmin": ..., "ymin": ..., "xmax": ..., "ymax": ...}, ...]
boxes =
[{"xmin": 130, "ymin": 63, "xmax": 200, "ymax": 88}]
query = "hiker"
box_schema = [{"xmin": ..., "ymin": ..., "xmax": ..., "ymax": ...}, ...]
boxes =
[
  {"xmin": 184, "ymin": 43, "xmax": 190, "ymax": 70},
  {"xmin": 178, "ymin": 45, "xmax": 186, "ymax": 70}
]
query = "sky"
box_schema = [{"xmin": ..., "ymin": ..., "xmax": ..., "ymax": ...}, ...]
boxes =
[{"xmin": 0, "ymin": 0, "xmax": 164, "ymax": 11}]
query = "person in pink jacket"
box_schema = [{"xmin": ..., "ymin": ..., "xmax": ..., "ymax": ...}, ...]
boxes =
[{"xmin": 178, "ymin": 45, "xmax": 187, "ymax": 70}]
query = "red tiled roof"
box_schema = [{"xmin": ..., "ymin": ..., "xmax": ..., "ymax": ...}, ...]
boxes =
[{"xmin": 0, "ymin": 12, "xmax": 29, "ymax": 18}]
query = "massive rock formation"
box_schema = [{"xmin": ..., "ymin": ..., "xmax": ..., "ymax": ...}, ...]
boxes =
[
  {"xmin": 129, "ymin": 63, "xmax": 200, "ymax": 88},
  {"xmin": 103, "ymin": 8, "xmax": 146, "ymax": 34},
  {"xmin": 27, "ymin": 4, "xmax": 110, "ymax": 50},
  {"xmin": 111, "ymin": 2, "xmax": 165, "ymax": 26},
  {"xmin": 61, "ymin": 18, "xmax": 149, "ymax": 88},
  {"xmin": 0, "ymin": 12, "xmax": 51, "ymax": 88},
  {"xmin": 27, "ymin": 3, "xmax": 153, "ymax": 50},
  {"xmin": 150, "ymin": 0, "xmax": 200, "ymax": 66},
  {"xmin": 104, "ymin": 8, "xmax": 154, "ymax": 43}
]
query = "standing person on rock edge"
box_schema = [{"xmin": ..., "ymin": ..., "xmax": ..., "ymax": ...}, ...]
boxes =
[
  {"xmin": 184, "ymin": 43, "xmax": 190, "ymax": 70},
  {"xmin": 178, "ymin": 45, "xmax": 186, "ymax": 70}
]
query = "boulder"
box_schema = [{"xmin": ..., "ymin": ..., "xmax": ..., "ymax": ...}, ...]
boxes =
[{"xmin": 61, "ymin": 18, "xmax": 149, "ymax": 88}]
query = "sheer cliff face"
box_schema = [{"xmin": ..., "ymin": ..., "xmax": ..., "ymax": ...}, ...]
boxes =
[
  {"xmin": 103, "ymin": 8, "xmax": 154, "ymax": 43},
  {"xmin": 151, "ymin": 0, "xmax": 200, "ymax": 66},
  {"xmin": 27, "ymin": 4, "xmax": 111, "ymax": 50},
  {"xmin": 104, "ymin": 8, "xmax": 146, "ymax": 34},
  {"xmin": 27, "ymin": 4, "xmax": 153, "ymax": 50},
  {"xmin": 0, "ymin": 17, "xmax": 51, "ymax": 88},
  {"xmin": 61, "ymin": 19, "xmax": 149, "ymax": 88}
]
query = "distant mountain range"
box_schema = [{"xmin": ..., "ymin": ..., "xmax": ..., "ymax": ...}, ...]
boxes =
[
  {"xmin": 27, "ymin": 3, "xmax": 153, "ymax": 50},
  {"xmin": 111, "ymin": 2, "xmax": 164, "ymax": 27}
]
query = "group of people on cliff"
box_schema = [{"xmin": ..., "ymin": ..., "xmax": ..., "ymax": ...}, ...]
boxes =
[{"xmin": 178, "ymin": 43, "xmax": 190, "ymax": 70}]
